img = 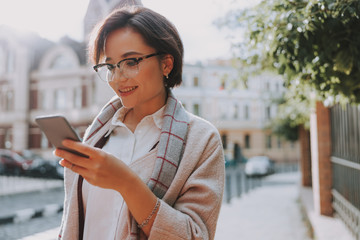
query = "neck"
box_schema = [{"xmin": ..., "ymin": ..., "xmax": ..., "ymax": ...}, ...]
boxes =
[{"xmin": 124, "ymin": 90, "xmax": 168, "ymax": 131}]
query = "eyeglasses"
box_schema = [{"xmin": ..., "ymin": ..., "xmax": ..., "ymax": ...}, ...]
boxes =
[{"xmin": 93, "ymin": 52, "xmax": 162, "ymax": 82}]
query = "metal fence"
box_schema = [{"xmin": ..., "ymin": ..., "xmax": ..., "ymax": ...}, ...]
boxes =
[
  {"xmin": 331, "ymin": 104, "xmax": 360, "ymax": 240},
  {"xmin": 224, "ymin": 163, "xmax": 298, "ymax": 203}
]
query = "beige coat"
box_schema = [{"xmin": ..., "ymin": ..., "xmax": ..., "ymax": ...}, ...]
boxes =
[{"xmin": 58, "ymin": 112, "xmax": 225, "ymax": 240}]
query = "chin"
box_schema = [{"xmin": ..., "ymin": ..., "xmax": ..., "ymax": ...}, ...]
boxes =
[{"xmin": 119, "ymin": 99, "xmax": 136, "ymax": 109}]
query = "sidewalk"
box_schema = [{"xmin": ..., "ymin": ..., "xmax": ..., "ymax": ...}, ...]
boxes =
[
  {"xmin": 0, "ymin": 176, "xmax": 63, "ymax": 225},
  {"xmin": 299, "ymin": 186, "xmax": 354, "ymax": 240},
  {"xmin": 14, "ymin": 172, "xmax": 310, "ymax": 240},
  {"xmin": 215, "ymin": 172, "xmax": 311, "ymax": 240}
]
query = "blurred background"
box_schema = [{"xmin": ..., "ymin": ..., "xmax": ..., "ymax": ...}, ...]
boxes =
[{"xmin": 0, "ymin": 0, "xmax": 359, "ymax": 239}]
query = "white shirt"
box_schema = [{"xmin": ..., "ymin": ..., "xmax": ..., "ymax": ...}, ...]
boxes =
[{"xmin": 82, "ymin": 106, "xmax": 164, "ymax": 240}]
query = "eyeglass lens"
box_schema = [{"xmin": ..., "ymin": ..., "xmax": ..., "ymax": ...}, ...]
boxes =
[{"xmin": 95, "ymin": 59, "xmax": 140, "ymax": 82}]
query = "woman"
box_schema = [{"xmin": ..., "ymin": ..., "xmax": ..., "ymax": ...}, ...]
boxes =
[{"xmin": 55, "ymin": 5, "xmax": 224, "ymax": 240}]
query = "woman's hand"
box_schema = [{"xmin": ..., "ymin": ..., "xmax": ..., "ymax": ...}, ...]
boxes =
[
  {"xmin": 54, "ymin": 139, "xmax": 159, "ymax": 236},
  {"xmin": 54, "ymin": 139, "xmax": 129, "ymax": 191}
]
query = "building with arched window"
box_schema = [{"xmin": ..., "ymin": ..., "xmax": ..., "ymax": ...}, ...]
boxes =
[{"xmin": 0, "ymin": 0, "xmax": 299, "ymax": 164}]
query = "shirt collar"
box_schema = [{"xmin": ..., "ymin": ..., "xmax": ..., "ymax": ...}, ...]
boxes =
[
  {"xmin": 104, "ymin": 107, "xmax": 130, "ymax": 137},
  {"xmin": 111, "ymin": 107, "xmax": 131, "ymax": 127},
  {"xmin": 105, "ymin": 105, "xmax": 165, "ymax": 137},
  {"xmin": 151, "ymin": 105, "xmax": 165, "ymax": 129}
]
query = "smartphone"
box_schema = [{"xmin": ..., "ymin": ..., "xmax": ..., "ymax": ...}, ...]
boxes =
[{"xmin": 35, "ymin": 115, "xmax": 88, "ymax": 158}]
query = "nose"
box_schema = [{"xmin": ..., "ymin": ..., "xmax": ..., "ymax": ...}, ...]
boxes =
[{"xmin": 111, "ymin": 68, "xmax": 127, "ymax": 82}]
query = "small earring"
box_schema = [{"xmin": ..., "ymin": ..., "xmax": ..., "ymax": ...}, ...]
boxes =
[{"xmin": 165, "ymin": 74, "xmax": 169, "ymax": 79}]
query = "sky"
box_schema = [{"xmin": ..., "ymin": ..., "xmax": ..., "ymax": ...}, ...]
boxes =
[{"xmin": 0, "ymin": 0, "xmax": 258, "ymax": 63}]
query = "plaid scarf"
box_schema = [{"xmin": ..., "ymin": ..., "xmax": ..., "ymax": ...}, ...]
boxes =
[{"xmin": 82, "ymin": 90, "xmax": 189, "ymax": 239}]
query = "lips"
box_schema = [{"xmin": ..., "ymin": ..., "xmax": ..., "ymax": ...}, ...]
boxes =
[{"xmin": 119, "ymin": 86, "xmax": 138, "ymax": 93}]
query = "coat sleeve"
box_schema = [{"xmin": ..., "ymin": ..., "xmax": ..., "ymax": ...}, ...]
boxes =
[{"xmin": 148, "ymin": 131, "xmax": 225, "ymax": 240}]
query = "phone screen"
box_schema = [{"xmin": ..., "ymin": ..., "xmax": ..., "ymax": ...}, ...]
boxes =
[{"xmin": 35, "ymin": 115, "xmax": 88, "ymax": 158}]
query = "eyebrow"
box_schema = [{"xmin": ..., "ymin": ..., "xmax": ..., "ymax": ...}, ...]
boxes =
[{"xmin": 105, "ymin": 51, "xmax": 143, "ymax": 63}]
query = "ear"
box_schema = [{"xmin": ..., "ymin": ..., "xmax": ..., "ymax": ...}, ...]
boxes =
[{"xmin": 161, "ymin": 54, "xmax": 174, "ymax": 77}]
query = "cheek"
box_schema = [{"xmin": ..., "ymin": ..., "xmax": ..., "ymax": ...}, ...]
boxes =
[
  {"xmin": 140, "ymin": 65, "xmax": 164, "ymax": 87},
  {"xmin": 141, "ymin": 74, "xmax": 164, "ymax": 91}
]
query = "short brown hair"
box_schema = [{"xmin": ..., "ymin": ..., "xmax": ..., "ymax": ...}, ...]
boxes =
[{"xmin": 88, "ymin": 6, "xmax": 183, "ymax": 88}]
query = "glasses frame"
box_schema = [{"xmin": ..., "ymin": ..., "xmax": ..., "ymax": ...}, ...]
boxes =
[{"xmin": 93, "ymin": 52, "xmax": 163, "ymax": 82}]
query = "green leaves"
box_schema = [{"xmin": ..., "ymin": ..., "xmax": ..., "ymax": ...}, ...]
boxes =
[
  {"xmin": 333, "ymin": 48, "xmax": 353, "ymax": 75},
  {"xmin": 267, "ymin": 82, "xmax": 312, "ymax": 141},
  {"xmin": 217, "ymin": 0, "xmax": 360, "ymax": 104}
]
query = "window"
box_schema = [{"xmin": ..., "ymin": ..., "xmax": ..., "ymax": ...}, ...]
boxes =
[
  {"xmin": 82, "ymin": 85, "xmax": 88, "ymax": 107},
  {"xmin": 233, "ymin": 104, "xmax": 239, "ymax": 119},
  {"xmin": 266, "ymin": 106, "xmax": 271, "ymax": 120},
  {"xmin": 28, "ymin": 130, "xmax": 41, "ymax": 149},
  {"xmin": 193, "ymin": 103, "xmax": 200, "ymax": 116},
  {"xmin": 193, "ymin": 76, "xmax": 199, "ymax": 87},
  {"xmin": 245, "ymin": 134, "xmax": 250, "ymax": 149},
  {"xmin": 233, "ymin": 143, "xmax": 241, "ymax": 161},
  {"xmin": 4, "ymin": 128, "xmax": 12, "ymax": 149},
  {"xmin": 244, "ymin": 105, "xmax": 250, "ymax": 120},
  {"xmin": 0, "ymin": 129, "xmax": 4, "ymax": 148},
  {"xmin": 5, "ymin": 91, "xmax": 14, "ymax": 111},
  {"xmin": 50, "ymin": 55, "xmax": 73, "ymax": 69},
  {"xmin": 266, "ymin": 135, "xmax": 272, "ymax": 149},
  {"xmin": 74, "ymin": 87, "xmax": 82, "ymax": 108},
  {"xmin": 54, "ymin": 89, "xmax": 67, "ymax": 109},
  {"xmin": 29, "ymin": 89, "xmax": 38, "ymax": 110},
  {"xmin": 221, "ymin": 134, "xmax": 227, "ymax": 149}
]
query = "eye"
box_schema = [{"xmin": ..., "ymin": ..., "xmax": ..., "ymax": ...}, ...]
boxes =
[{"xmin": 125, "ymin": 59, "xmax": 138, "ymax": 67}]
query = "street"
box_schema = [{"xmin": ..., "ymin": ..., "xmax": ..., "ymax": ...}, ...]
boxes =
[
  {"xmin": 0, "ymin": 178, "xmax": 63, "ymax": 240},
  {"xmin": 0, "ymin": 171, "xmax": 309, "ymax": 240}
]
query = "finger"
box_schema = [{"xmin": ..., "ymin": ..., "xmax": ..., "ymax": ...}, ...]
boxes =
[
  {"xmin": 62, "ymin": 140, "xmax": 99, "ymax": 157},
  {"xmin": 60, "ymin": 159, "xmax": 90, "ymax": 177},
  {"xmin": 54, "ymin": 148, "xmax": 91, "ymax": 169}
]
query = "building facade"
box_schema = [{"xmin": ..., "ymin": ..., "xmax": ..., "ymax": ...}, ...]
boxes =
[
  {"xmin": 175, "ymin": 63, "xmax": 299, "ymax": 163},
  {"xmin": 0, "ymin": 0, "xmax": 299, "ymax": 163}
]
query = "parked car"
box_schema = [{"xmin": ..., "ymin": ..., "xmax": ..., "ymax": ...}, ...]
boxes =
[
  {"xmin": 245, "ymin": 156, "xmax": 275, "ymax": 177},
  {"xmin": 0, "ymin": 161, "xmax": 4, "ymax": 174},
  {"xmin": 0, "ymin": 149, "xmax": 33, "ymax": 175},
  {"xmin": 17, "ymin": 150, "xmax": 63, "ymax": 179}
]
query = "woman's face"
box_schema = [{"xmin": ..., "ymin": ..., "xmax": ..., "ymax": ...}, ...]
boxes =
[{"xmin": 104, "ymin": 27, "xmax": 170, "ymax": 112}]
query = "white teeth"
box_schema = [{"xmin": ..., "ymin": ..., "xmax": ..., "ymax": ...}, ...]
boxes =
[{"xmin": 120, "ymin": 86, "xmax": 137, "ymax": 93}]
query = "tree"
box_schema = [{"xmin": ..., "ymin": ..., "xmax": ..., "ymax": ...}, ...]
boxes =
[
  {"xmin": 267, "ymin": 82, "xmax": 311, "ymax": 141},
  {"xmin": 217, "ymin": 0, "xmax": 360, "ymax": 104}
]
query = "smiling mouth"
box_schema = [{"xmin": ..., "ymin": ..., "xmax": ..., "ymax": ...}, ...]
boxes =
[{"xmin": 119, "ymin": 86, "xmax": 138, "ymax": 93}]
